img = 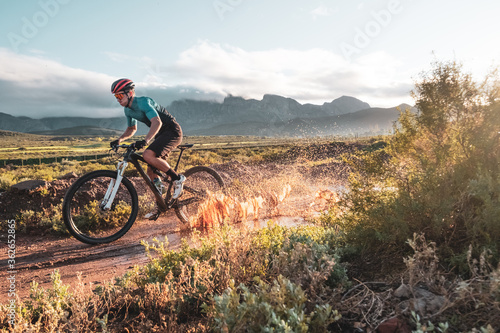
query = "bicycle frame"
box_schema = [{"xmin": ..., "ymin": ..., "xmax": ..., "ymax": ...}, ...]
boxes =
[{"xmin": 104, "ymin": 144, "xmax": 193, "ymax": 213}]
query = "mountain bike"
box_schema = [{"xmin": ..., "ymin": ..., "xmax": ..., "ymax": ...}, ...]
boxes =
[{"xmin": 62, "ymin": 144, "xmax": 225, "ymax": 245}]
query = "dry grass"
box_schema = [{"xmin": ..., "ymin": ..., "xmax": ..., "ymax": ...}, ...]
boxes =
[{"xmin": 332, "ymin": 234, "xmax": 500, "ymax": 331}]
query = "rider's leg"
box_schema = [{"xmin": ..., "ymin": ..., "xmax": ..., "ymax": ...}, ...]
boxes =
[
  {"xmin": 145, "ymin": 130, "xmax": 185, "ymax": 201},
  {"xmin": 144, "ymin": 128, "xmax": 183, "ymax": 180},
  {"xmin": 142, "ymin": 129, "xmax": 184, "ymax": 219},
  {"xmin": 143, "ymin": 149, "xmax": 180, "ymax": 181},
  {"xmin": 142, "ymin": 150, "xmax": 179, "ymax": 219}
]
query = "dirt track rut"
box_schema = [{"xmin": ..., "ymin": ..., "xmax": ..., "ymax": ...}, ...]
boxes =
[{"xmin": 0, "ymin": 211, "xmax": 185, "ymax": 302}]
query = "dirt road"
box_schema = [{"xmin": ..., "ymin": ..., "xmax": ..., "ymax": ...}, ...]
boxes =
[{"xmin": 0, "ymin": 211, "xmax": 185, "ymax": 302}]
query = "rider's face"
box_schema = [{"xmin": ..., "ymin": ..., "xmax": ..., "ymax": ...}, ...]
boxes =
[{"xmin": 115, "ymin": 90, "xmax": 133, "ymax": 107}]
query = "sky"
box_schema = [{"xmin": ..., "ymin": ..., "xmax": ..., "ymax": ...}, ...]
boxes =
[{"xmin": 0, "ymin": 0, "xmax": 499, "ymax": 119}]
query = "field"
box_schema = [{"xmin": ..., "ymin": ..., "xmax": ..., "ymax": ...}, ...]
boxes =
[
  {"xmin": 0, "ymin": 130, "xmax": 341, "ymax": 159},
  {"xmin": 0, "ymin": 130, "xmax": 345, "ymax": 167},
  {"xmin": 1, "ymin": 62, "xmax": 499, "ymax": 332}
]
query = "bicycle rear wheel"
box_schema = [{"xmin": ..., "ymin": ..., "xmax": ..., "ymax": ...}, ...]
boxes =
[
  {"xmin": 62, "ymin": 170, "xmax": 139, "ymax": 245},
  {"xmin": 174, "ymin": 166, "xmax": 225, "ymax": 224}
]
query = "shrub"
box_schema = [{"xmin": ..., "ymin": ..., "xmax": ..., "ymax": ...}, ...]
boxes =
[
  {"xmin": 322, "ymin": 60, "xmax": 500, "ymax": 269},
  {"xmin": 403, "ymin": 234, "xmax": 500, "ymax": 331},
  {"xmin": 14, "ymin": 203, "xmax": 65, "ymax": 234},
  {"xmin": 0, "ymin": 223, "xmax": 347, "ymax": 331},
  {"xmin": 125, "ymin": 223, "xmax": 347, "ymax": 327},
  {"xmin": 11, "ymin": 271, "xmax": 72, "ymax": 332},
  {"xmin": 205, "ymin": 275, "xmax": 341, "ymax": 332},
  {"xmin": 0, "ymin": 173, "xmax": 15, "ymax": 191}
]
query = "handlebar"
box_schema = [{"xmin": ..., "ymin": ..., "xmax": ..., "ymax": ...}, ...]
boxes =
[
  {"xmin": 111, "ymin": 143, "xmax": 136, "ymax": 150},
  {"xmin": 110, "ymin": 143, "xmax": 138, "ymax": 157}
]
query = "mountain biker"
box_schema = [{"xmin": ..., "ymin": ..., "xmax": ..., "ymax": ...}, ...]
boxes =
[{"xmin": 109, "ymin": 78, "xmax": 185, "ymax": 219}]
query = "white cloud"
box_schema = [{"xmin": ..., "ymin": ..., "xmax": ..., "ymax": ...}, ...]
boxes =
[
  {"xmin": 143, "ymin": 40, "xmax": 414, "ymax": 107},
  {"xmin": 0, "ymin": 48, "xmax": 119, "ymax": 118}
]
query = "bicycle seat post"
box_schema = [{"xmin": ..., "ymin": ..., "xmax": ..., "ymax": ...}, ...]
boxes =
[{"xmin": 173, "ymin": 144, "xmax": 194, "ymax": 172}]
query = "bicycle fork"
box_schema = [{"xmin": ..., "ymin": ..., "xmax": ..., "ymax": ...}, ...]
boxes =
[{"xmin": 101, "ymin": 161, "xmax": 128, "ymax": 210}]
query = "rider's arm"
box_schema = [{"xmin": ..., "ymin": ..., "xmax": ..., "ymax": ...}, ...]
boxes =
[
  {"xmin": 117, "ymin": 125, "xmax": 137, "ymax": 143},
  {"xmin": 144, "ymin": 116, "xmax": 162, "ymax": 144}
]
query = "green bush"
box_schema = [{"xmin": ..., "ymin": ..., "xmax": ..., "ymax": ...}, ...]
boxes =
[
  {"xmin": 205, "ymin": 275, "xmax": 340, "ymax": 332},
  {"xmin": 14, "ymin": 203, "xmax": 65, "ymax": 234},
  {"xmin": 321, "ymin": 60, "xmax": 500, "ymax": 270},
  {"xmin": 0, "ymin": 160, "xmax": 116, "ymax": 189},
  {"xmin": 15, "ymin": 270, "xmax": 72, "ymax": 332},
  {"xmin": 1, "ymin": 223, "xmax": 346, "ymax": 331}
]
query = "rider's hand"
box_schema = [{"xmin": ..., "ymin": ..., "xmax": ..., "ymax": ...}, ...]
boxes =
[
  {"xmin": 133, "ymin": 140, "xmax": 147, "ymax": 150},
  {"xmin": 110, "ymin": 140, "xmax": 119, "ymax": 148}
]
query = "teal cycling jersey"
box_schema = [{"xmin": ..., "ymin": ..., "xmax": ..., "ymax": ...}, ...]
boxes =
[{"xmin": 124, "ymin": 96, "xmax": 178, "ymax": 130}]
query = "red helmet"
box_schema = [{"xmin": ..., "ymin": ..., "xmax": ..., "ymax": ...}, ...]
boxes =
[{"xmin": 111, "ymin": 78, "xmax": 135, "ymax": 94}]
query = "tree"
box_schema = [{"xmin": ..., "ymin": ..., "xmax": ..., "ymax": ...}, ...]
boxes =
[{"xmin": 324, "ymin": 60, "xmax": 500, "ymax": 268}]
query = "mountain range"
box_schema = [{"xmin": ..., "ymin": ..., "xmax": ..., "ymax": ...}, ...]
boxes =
[{"xmin": 0, "ymin": 95, "xmax": 413, "ymax": 137}]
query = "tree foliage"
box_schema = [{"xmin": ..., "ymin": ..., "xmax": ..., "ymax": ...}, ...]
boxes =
[{"xmin": 324, "ymin": 60, "xmax": 500, "ymax": 268}]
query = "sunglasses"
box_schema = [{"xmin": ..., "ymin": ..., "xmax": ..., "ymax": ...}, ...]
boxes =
[{"xmin": 114, "ymin": 91, "xmax": 128, "ymax": 100}]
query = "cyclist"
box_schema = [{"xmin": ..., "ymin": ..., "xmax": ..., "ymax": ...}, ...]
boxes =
[{"xmin": 109, "ymin": 78, "xmax": 185, "ymax": 218}]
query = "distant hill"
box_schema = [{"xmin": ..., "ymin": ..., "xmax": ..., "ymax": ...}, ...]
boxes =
[
  {"xmin": 167, "ymin": 95, "xmax": 371, "ymax": 133},
  {"xmin": 29, "ymin": 126, "xmax": 124, "ymax": 136},
  {"xmin": 0, "ymin": 129, "xmax": 34, "ymax": 137},
  {"xmin": 190, "ymin": 104, "xmax": 412, "ymax": 137},
  {"xmin": 0, "ymin": 95, "xmax": 414, "ymax": 137},
  {"xmin": 0, "ymin": 112, "xmax": 127, "ymax": 134}
]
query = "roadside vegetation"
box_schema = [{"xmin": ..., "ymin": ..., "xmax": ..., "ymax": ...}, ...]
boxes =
[{"xmin": 1, "ymin": 61, "xmax": 499, "ymax": 331}]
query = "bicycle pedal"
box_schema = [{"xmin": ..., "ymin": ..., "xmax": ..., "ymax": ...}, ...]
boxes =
[
  {"xmin": 150, "ymin": 211, "xmax": 161, "ymax": 221},
  {"xmin": 145, "ymin": 210, "xmax": 161, "ymax": 221}
]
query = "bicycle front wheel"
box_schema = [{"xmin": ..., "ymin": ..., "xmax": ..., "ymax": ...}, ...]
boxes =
[
  {"xmin": 62, "ymin": 170, "xmax": 139, "ymax": 245},
  {"xmin": 174, "ymin": 166, "xmax": 225, "ymax": 224}
]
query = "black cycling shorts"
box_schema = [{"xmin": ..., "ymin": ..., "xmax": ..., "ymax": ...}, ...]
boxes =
[{"xmin": 147, "ymin": 123, "xmax": 182, "ymax": 159}]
